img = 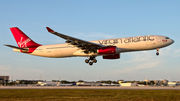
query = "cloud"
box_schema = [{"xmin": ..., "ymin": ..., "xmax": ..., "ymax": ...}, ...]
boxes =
[
  {"xmin": 113, "ymin": 52, "xmax": 162, "ymax": 74},
  {"xmin": 16, "ymin": 67, "xmax": 45, "ymax": 74},
  {"xmin": 157, "ymin": 47, "xmax": 180, "ymax": 58},
  {"xmin": 115, "ymin": 60, "xmax": 161, "ymax": 74},
  {"xmin": 120, "ymin": 51, "xmax": 156, "ymax": 65},
  {"xmin": 73, "ymin": 31, "xmax": 114, "ymax": 40},
  {"xmin": 0, "ymin": 65, "xmax": 10, "ymax": 71},
  {"xmin": 0, "ymin": 65, "xmax": 45, "ymax": 80},
  {"xmin": 111, "ymin": 47, "xmax": 180, "ymax": 75},
  {"xmin": 88, "ymin": 32, "xmax": 114, "ymax": 39},
  {"xmin": 172, "ymin": 49, "xmax": 180, "ymax": 58}
]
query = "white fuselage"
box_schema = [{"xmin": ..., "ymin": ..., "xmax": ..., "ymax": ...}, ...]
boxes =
[{"xmin": 13, "ymin": 35, "xmax": 174, "ymax": 58}]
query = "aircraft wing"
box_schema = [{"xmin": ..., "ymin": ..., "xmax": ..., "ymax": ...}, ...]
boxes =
[{"xmin": 46, "ymin": 27, "xmax": 104, "ymax": 53}]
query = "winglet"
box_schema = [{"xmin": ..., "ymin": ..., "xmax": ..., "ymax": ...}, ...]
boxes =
[{"xmin": 46, "ymin": 27, "xmax": 55, "ymax": 33}]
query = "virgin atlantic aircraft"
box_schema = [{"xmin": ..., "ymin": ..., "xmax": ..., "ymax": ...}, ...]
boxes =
[{"xmin": 5, "ymin": 27, "xmax": 174, "ymax": 65}]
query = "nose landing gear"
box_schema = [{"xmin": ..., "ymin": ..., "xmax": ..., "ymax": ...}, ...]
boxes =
[
  {"xmin": 85, "ymin": 56, "xmax": 97, "ymax": 66},
  {"xmin": 156, "ymin": 48, "xmax": 159, "ymax": 56}
]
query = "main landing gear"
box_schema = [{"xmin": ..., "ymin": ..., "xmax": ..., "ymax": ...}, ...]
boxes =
[
  {"xmin": 85, "ymin": 56, "xmax": 97, "ymax": 66},
  {"xmin": 156, "ymin": 48, "xmax": 159, "ymax": 56}
]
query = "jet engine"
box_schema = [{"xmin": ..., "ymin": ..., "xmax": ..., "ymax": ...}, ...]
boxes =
[
  {"xmin": 97, "ymin": 46, "xmax": 117, "ymax": 54},
  {"xmin": 103, "ymin": 54, "xmax": 120, "ymax": 59}
]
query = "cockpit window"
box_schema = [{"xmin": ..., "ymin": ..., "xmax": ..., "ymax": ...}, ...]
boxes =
[{"xmin": 165, "ymin": 37, "xmax": 170, "ymax": 39}]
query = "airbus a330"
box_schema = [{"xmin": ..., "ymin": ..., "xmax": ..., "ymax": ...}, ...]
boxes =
[{"xmin": 5, "ymin": 27, "xmax": 174, "ymax": 66}]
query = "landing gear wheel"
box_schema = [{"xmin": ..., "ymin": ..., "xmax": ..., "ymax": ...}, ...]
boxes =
[
  {"xmin": 85, "ymin": 56, "xmax": 97, "ymax": 65},
  {"xmin": 156, "ymin": 48, "xmax": 159, "ymax": 56},
  {"xmin": 156, "ymin": 52, "xmax": 159, "ymax": 56},
  {"xmin": 85, "ymin": 59, "xmax": 89, "ymax": 63},
  {"xmin": 89, "ymin": 62, "xmax": 93, "ymax": 66},
  {"xmin": 92, "ymin": 59, "xmax": 97, "ymax": 63}
]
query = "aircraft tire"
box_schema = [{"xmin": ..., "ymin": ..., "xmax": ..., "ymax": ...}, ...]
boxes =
[
  {"xmin": 89, "ymin": 62, "xmax": 93, "ymax": 66},
  {"xmin": 85, "ymin": 59, "xmax": 89, "ymax": 63},
  {"xmin": 156, "ymin": 52, "xmax": 159, "ymax": 56},
  {"xmin": 93, "ymin": 59, "xmax": 97, "ymax": 63}
]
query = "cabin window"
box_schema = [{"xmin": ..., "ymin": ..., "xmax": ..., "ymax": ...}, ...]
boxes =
[{"xmin": 165, "ymin": 37, "xmax": 170, "ymax": 39}]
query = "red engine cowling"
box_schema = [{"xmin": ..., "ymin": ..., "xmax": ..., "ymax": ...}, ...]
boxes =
[
  {"xmin": 103, "ymin": 54, "xmax": 120, "ymax": 59},
  {"xmin": 98, "ymin": 46, "xmax": 117, "ymax": 54}
]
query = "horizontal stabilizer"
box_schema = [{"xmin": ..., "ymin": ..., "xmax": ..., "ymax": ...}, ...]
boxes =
[{"xmin": 4, "ymin": 44, "xmax": 28, "ymax": 50}]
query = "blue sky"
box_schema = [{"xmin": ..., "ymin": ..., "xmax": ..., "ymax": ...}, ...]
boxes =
[{"xmin": 0, "ymin": 0, "xmax": 180, "ymax": 81}]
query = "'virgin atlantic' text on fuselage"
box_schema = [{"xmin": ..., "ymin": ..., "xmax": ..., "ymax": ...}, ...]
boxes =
[{"xmin": 98, "ymin": 36, "xmax": 154, "ymax": 45}]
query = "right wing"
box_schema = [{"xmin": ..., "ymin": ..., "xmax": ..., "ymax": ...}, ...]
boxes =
[{"xmin": 46, "ymin": 27, "xmax": 104, "ymax": 53}]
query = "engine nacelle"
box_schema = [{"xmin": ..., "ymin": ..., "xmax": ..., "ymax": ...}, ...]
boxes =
[
  {"xmin": 103, "ymin": 54, "xmax": 120, "ymax": 59},
  {"xmin": 97, "ymin": 46, "xmax": 117, "ymax": 54}
]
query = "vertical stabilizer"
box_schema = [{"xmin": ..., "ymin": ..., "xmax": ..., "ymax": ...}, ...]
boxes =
[{"xmin": 10, "ymin": 27, "xmax": 41, "ymax": 48}]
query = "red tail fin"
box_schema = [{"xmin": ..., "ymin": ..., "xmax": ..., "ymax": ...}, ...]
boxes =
[{"xmin": 10, "ymin": 27, "xmax": 41, "ymax": 48}]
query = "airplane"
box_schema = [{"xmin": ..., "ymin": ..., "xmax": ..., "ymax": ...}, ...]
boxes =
[
  {"xmin": 36, "ymin": 81, "xmax": 58, "ymax": 86},
  {"xmin": 101, "ymin": 83, "xmax": 120, "ymax": 86},
  {"xmin": 59, "ymin": 83, "xmax": 76, "ymax": 86},
  {"xmin": 5, "ymin": 27, "xmax": 174, "ymax": 66}
]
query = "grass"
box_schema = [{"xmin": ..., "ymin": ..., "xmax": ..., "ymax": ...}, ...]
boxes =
[{"xmin": 0, "ymin": 89, "xmax": 180, "ymax": 101}]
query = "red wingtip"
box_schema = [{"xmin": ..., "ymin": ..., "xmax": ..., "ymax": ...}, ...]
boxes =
[{"xmin": 46, "ymin": 27, "xmax": 55, "ymax": 33}]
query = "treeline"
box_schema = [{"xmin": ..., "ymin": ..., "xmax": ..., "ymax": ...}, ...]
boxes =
[{"xmin": 5, "ymin": 79, "xmax": 167, "ymax": 86}]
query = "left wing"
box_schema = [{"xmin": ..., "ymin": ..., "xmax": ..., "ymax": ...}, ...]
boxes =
[{"xmin": 46, "ymin": 27, "xmax": 104, "ymax": 53}]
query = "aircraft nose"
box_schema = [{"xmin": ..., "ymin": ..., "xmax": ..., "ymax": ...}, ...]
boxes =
[{"xmin": 171, "ymin": 39, "xmax": 175, "ymax": 44}]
